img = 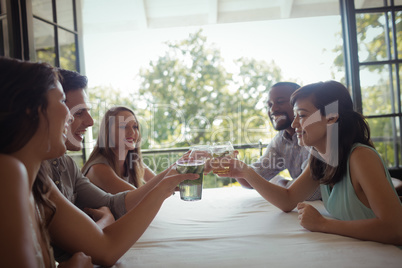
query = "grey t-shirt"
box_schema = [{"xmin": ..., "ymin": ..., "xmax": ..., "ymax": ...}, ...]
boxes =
[
  {"xmin": 49, "ymin": 154, "xmax": 128, "ymax": 262},
  {"xmin": 49, "ymin": 154, "xmax": 128, "ymax": 219}
]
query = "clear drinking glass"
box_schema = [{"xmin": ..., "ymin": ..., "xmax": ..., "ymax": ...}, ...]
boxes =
[
  {"xmin": 210, "ymin": 141, "xmax": 234, "ymax": 175},
  {"xmin": 189, "ymin": 145, "xmax": 212, "ymax": 161},
  {"xmin": 176, "ymin": 159, "xmax": 205, "ymax": 201}
]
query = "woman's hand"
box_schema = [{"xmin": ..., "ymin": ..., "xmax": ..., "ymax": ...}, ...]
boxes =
[
  {"xmin": 297, "ymin": 202, "xmax": 326, "ymax": 232},
  {"xmin": 57, "ymin": 252, "xmax": 92, "ymax": 268}
]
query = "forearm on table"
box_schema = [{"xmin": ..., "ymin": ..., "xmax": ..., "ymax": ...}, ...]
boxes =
[{"xmin": 320, "ymin": 217, "xmax": 402, "ymax": 245}]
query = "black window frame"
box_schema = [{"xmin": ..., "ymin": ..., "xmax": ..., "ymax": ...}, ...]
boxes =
[{"xmin": 340, "ymin": 0, "xmax": 402, "ymax": 169}]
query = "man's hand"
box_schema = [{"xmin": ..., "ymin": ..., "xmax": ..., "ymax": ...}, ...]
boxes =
[{"xmin": 84, "ymin": 206, "xmax": 115, "ymax": 229}]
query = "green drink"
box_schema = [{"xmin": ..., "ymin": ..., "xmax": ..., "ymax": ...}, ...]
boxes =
[{"xmin": 176, "ymin": 159, "xmax": 205, "ymax": 201}]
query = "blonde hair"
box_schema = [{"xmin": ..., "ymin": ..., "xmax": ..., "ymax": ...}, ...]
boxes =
[{"xmin": 83, "ymin": 106, "xmax": 144, "ymax": 187}]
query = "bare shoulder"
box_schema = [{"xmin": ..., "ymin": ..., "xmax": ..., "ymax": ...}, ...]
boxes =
[
  {"xmin": 0, "ymin": 155, "xmax": 29, "ymax": 197},
  {"xmin": 349, "ymin": 146, "xmax": 380, "ymax": 165},
  {"xmin": 0, "ymin": 155, "xmax": 28, "ymax": 181},
  {"xmin": 349, "ymin": 146, "xmax": 386, "ymax": 183},
  {"xmin": 89, "ymin": 163, "xmax": 115, "ymax": 175},
  {"xmin": 0, "ymin": 154, "xmax": 25, "ymax": 168},
  {"xmin": 86, "ymin": 163, "xmax": 118, "ymax": 181}
]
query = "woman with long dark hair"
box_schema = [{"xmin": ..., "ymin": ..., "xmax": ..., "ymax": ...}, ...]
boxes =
[
  {"xmin": 0, "ymin": 57, "xmax": 198, "ymax": 267},
  {"xmin": 0, "ymin": 57, "xmax": 91, "ymax": 267},
  {"xmin": 217, "ymin": 81, "xmax": 402, "ymax": 246}
]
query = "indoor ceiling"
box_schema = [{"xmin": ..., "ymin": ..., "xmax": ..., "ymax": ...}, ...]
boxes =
[{"xmin": 82, "ymin": 0, "xmax": 381, "ymax": 33}]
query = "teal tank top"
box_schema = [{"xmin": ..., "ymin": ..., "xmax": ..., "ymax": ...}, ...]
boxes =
[{"xmin": 320, "ymin": 143, "xmax": 399, "ymax": 221}]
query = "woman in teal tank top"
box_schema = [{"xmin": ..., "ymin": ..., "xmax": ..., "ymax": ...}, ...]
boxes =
[{"xmin": 217, "ymin": 81, "xmax": 402, "ymax": 247}]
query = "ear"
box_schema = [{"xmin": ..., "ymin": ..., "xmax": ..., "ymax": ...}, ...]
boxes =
[{"xmin": 326, "ymin": 113, "xmax": 339, "ymax": 125}]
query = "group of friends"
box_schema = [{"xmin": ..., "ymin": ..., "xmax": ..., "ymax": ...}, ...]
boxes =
[{"xmin": 0, "ymin": 56, "xmax": 401, "ymax": 267}]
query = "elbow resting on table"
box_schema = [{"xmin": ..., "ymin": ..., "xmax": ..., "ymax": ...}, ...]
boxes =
[
  {"xmin": 271, "ymin": 200, "xmax": 297, "ymax": 213},
  {"xmin": 280, "ymin": 205, "xmax": 297, "ymax": 213},
  {"xmin": 91, "ymin": 251, "xmax": 120, "ymax": 267},
  {"xmin": 82, "ymin": 237, "xmax": 123, "ymax": 267},
  {"xmin": 394, "ymin": 224, "xmax": 402, "ymax": 246}
]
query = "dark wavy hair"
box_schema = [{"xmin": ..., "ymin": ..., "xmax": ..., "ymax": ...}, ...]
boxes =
[
  {"xmin": 290, "ymin": 81, "xmax": 373, "ymax": 185},
  {"xmin": 0, "ymin": 57, "xmax": 58, "ymax": 264}
]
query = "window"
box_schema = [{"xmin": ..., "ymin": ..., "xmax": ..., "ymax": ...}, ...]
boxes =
[
  {"xmin": 32, "ymin": 0, "xmax": 79, "ymax": 71},
  {"xmin": 31, "ymin": 0, "xmax": 86, "ymax": 164},
  {"xmin": 341, "ymin": 0, "xmax": 402, "ymax": 167}
]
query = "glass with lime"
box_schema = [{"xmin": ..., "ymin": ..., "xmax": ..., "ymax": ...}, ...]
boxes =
[{"xmin": 176, "ymin": 159, "xmax": 205, "ymax": 201}]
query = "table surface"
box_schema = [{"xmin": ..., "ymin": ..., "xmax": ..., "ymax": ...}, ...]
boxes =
[{"xmin": 114, "ymin": 187, "xmax": 402, "ymax": 268}]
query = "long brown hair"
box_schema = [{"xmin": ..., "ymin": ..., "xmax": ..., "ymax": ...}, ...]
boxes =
[
  {"xmin": 290, "ymin": 81, "xmax": 373, "ymax": 185},
  {"xmin": 0, "ymin": 57, "xmax": 57, "ymax": 266},
  {"xmin": 83, "ymin": 106, "xmax": 144, "ymax": 187}
]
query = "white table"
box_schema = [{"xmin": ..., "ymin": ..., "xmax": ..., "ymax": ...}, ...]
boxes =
[{"xmin": 114, "ymin": 187, "xmax": 402, "ymax": 268}]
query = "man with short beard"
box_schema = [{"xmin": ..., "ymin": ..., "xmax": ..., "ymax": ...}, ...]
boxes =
[{"xmin": 237, "ymin": 82, "xmax": 321, "ymax": 200}]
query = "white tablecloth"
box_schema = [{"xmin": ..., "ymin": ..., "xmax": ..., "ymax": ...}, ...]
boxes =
[{"xmin": 114, "ymin": 187, "xmax": 402, "ymax": 268}]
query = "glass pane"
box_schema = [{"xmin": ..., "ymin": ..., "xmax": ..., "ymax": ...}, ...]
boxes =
[
  {"xmin": 356, "ymin": 12, "xmax": 393, "ymax": 62},
  {"xmin": 395, "ymin": 0, "xmax": 402, "ymax": 6},
  {"xmin": 33, "ymin": 18, "xmax": 56, "ymax": 66},
  {"xmin": 360, "ymin": 64, "xmax": 396, "ymax": 115},
  {"xmin": 32, "ymin": 0, "xmax": 53, "ymax": 22},
  {"xmin": 367, "ymin": 117, "xmax": 399, "ymax": 167},
  {"xmin": 59, "ymin": 29, "xmax": 77, "ymax": 70},
  {"xmin": 397, "ymin": 11, "xmax": 402, "ymax": 60},
  {"xmin": 355, "ymin": 0, "xmax": 388, "ymax": 9},
  {"xmin": 56, "ymin": 0, "xmax": 75, "ymax": 30},
  {"xmin": 400, "ymin": 64, "xmax": 402, "ymax": 111},
  {"xmin": 0, "ymin": 19, "xmax": 4, "ymax": 56}
]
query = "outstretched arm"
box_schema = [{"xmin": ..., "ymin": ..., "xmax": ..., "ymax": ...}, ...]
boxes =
[
  {"xmin": 84, "ymin": 207, "xmax": 115, "ymax": 229},
  {"xmin": 124, "ymin": 164, "xmax": 176, "ymax": 211},
  {"xmin": 48, "ymin": 172, "xmax": 198, "ymax": 266},
  {"xmin": 218, "ymin": 158, "xmax": 319, "ymax": 212}
]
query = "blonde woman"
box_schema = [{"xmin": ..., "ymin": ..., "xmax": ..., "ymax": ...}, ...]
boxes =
[{"xmin": 82, "ymin": 106, "xmax": 155, "ymax": 193}]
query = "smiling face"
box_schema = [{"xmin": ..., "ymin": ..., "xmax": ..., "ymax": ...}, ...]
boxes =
[
  {"xmin": 65, "ymin": 89, "xmax": 94, "ymax": 151},
  {"xmin": 291, "ymin": 96, "xmax": 328, "ymax": 152},
  {"xmin": 267, "ymin": 85, "xmax": 295, "ymax": 135},
  {"xmin": 112, "ymin": 110, "xmax": 140, "ymax": 152},
  {"xmin": 40, "ymin": 81, "xmax": 71, "ymax": 158}
]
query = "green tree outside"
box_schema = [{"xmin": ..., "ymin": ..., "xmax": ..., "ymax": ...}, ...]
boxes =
[{"xmin": 88, "ymin": 30, "xmax": 285, "ymax": 187}]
